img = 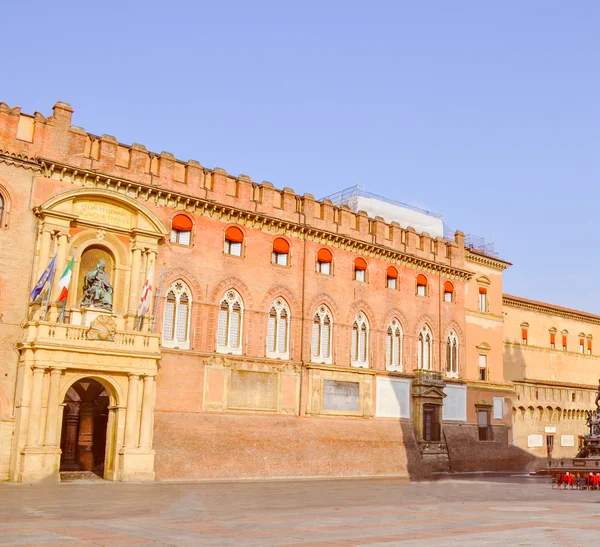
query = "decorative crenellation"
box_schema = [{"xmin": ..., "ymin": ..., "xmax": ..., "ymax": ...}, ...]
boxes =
[{"xmin": 0, "ymin": 101, "xmax": 481, "ymax": 278}]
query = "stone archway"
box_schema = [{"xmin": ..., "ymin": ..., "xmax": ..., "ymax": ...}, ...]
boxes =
[{"xmin": 60, "ymin": 378, "xmax": 110, "ymax": 477}]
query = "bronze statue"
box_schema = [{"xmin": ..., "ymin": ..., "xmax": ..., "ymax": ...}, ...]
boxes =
[{"xmin": 81, "ymin": 259, "xmax": 113, "ymax": 310}]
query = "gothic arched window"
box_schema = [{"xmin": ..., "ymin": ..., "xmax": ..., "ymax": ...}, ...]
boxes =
[
  {"xmin": 266, "ymin": 298, "xmax": 290, "ymax": 359},
  {"xmin": 217, "ymin": 289, "xmax": 243, "ymax": 354},
  {"xmin": 417, "ymin": 324, "xmax": 433, "ymax": 370},
  {"xmin": 446, "ymin": 330, "xmax": 459, "ymax": 377},
  {"xmin": 162, "ymin": 281, "xmax": 192, "ymax": 349},
  {"xmin": 386, "ymin": 318, "xmax": 403, "ymax": 371},
  {"xmin": 351, "ymin": 312, "xmax": 369, "ymax": 367},
  {"xmin": 311, "ymin": 305, "xmax": 333, "ymax": 363}
]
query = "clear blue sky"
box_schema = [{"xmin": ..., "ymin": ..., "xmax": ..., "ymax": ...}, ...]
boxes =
[{"xmin": 5, "ymin": 1, "xmax": 599, "ymax": 312}]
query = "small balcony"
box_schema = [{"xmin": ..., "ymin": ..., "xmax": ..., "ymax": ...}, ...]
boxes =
[{"xmin": 18, "ymin": 321, "xmax": 161, "ymax": 354}]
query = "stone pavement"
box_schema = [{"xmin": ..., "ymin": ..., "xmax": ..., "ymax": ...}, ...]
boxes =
[{"xmin": 0, "ymin": 474, "xmax": 598, "ymax": 546}]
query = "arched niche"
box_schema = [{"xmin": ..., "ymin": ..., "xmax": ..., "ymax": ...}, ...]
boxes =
[{"xmin": 77, "ymin": 245, "xmax": 116, "ymax": 305}]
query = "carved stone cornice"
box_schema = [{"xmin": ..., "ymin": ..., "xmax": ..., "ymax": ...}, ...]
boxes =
[
  {"xmin": 37, "ymin": 159, "xmax": 474, "ymax": 281},
  {"xmin": 466, "ymin": 249, "xmax": 511, "ymax": 271},
  {"xmin": 0, "ymin": 148, "xmax": 43, "ymax": 172},
  {"xmin": 202, "ymin": 354, "xmax": 301, "ymax": 374},
  {"xmin": 503, "ymin": 294, "xmax": 600, "ymax": 326}
]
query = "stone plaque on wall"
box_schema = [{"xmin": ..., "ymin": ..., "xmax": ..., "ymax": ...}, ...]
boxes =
[
  {"xmin": 228, "ymin": 370, "xmax": 278, "ymax": 411},
  {"xmin": 561, "ymin": 435, "xmax": 575, "ymax": 447},
  {"xmin": 323, "ymin": 380, "xmax": 360, "ymax": 412},
  {"xmin": 376, "ymin": 377, "xmax": 410, "ymax": 418},
  {"xmin": 528, "ymin": 434, "xmax": 543, "ymax": 448},
  {"xmin": 442, "ymin": 384, "xmax": 467, "ymax": 422},
  {"xmin": 75, "ymin": 200, "xmax": 131, "ymax": 229}
]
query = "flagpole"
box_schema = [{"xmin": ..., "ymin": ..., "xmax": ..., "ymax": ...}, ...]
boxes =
[
  {"xmin": 151, "ymin": 263, "xmax": 166, "ymax": 333},
  {"xmin": 137, "ymin": 260, "xmax": 155, "ymax": 332},
  {"xmin": 58, "ymin": 248, "xmax": 76, "ymax": 324},
  {"xmin": 42, "ymin": 248, "xmax": 58, "ymax": 322}
]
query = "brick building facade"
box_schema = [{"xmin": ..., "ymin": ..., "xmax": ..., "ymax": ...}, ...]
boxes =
[{"xmin": 0, "ymin": 101, "xmax": 529, "ymax": 482}]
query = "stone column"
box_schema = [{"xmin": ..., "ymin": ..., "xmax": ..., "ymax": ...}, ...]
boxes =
[
  {"xmin": 139, "ymin": 375, "xmax": 156, "ymax": 449},
  {"xmin": 36, "ymin": 229, "xmax": 53, "ymax": 279},
  {"xmin": 128, "ymin": 248, "xmax": 143, "ymax": 313},
  {"xmin": 25, "ymin": 366, "xmax": 47, "ymax": 448},
  {"xmin": 124, "ymin": 373, "xmax": 141, "ymax": 448},
  {"xmin": 43, "ymin": 368, "xmax": 64, "ymax": 447},
  {"xmin": 77, "ymin": 402, "xmax": 94, "ymax": 471}
]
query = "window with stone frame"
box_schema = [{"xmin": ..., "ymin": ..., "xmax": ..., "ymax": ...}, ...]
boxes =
[
  {"xmin": 170, "ymin": 214, "xmax": 193, "ymax": 246},
  {"xmin": 311, "ymin": 305, "xmax": 333, "ymax": 363},
  {"xmin": 386, "ymin": 266, "xmax": 398, "ymax": 289},
  {"xmin": 351, "ymin": 312, "xmax": 369, "ymax": 368},
  {"xmin": 271, "ymin": 238, "xmax": 290, "ymax": 266},
  {"xmin": 162, "ymin": 280, "xmax": 192, "ymax": 349},
  {"xmin": 446, "ymin": 330, "xmax": 459, "ymax": 377},
  {"xmin": 443, "ymin": 280, "xmax": 454, "ymax": 303},
  {"xmin": 316, "ymin": 248, "xmax": 333, "ymax": 275},
  {"xmin": 217, "ymin": 289, "xmax": 244, "ymax": 354},
  {"xmin": 417, "ymin": 324, "xmax": 433, "ymax": 370},
  {"xmin": 354, "ymin": 258, "xmax": 367, "ymax": 283},
  {"xmin": 266, "ymin": 298, "xmax": 290, "ymax": 359},
  {"xmin": 385, "ymin": 318, "xmax": 403, "ymax": 371},
  {"xmin": 224, "ymin": 226, "xmax": 244, "ymax": 257}
]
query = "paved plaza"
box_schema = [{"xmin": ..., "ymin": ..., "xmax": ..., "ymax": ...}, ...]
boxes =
[{"xmin": 0, "ymin": 474, "xmax": 597, "ymax": 546}]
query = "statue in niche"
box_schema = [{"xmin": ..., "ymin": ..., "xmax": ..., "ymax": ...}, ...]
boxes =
[{"xmin": 80, "ymin": 259, "xmax": 113, "ymax": 310}]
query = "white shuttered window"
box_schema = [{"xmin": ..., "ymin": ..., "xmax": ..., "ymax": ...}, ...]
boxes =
[
  {"xmin": 418, "ymin": 324, "xmax": 433, "ymax": 370},
  {"xmin": 216, "ymin": 290, "xmax": 244, "ymax": 355},
  {"xmin": 351, "ymin": 312, "xmax": 369, "ymax": 368},
  {"xmin": 266, "ymin": 299, "xmax": 290, "ymax": 359},
  {"xmin": 162, "ymin": 281, "xmax": 192, "ymax": 349},
  {"xmin": 386, "ymin": 319, "xmax": 403, "ymax": 371},
  {"xmin": 311, "ymin": 306, "xmax": 333, "ymax": 364}
]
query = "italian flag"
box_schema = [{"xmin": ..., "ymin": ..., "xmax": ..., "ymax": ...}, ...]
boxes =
[{"xmin": 57, "ymin": 255, "xmax": 75, "ymax": 302}]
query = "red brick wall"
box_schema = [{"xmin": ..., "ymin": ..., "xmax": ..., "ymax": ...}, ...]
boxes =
[{"xmin": 154, "ymin": 411, "xmax": 413, "ymax": 480}]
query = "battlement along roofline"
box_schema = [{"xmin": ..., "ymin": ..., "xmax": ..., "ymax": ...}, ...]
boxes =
[{"xmin": 0, "ymin": 100, "xmax": 508, "ymax": 273}]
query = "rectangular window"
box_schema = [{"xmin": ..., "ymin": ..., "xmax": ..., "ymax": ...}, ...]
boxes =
[
  {"xmin": 175, "ymin": 301, "xmax": 189, "ymax": 342},
  {"xmin": 478, "ymin": 354, "xmax": 487, "ymax": 381},
  {"xmin": 521, "ymin": 328, "xmax": 528, "ymax": 345},
  {"xmin": 277, "ymin": 316, "xmax": 287, "ymax": 354},
  {"xmin": 355, "ymin": 269, "xmax": 365, "ymax": 282},
  {"xmin": 267, "ymin": 315, "xmax": 276, "ymax": 352},
  {"xmin": 478, "ymin": 410, "xmax": 490, "ymax": 441},
  {"xmin": 178, "ymin": 230, "xmax": 191, "ymax": 246},
  {"xmin": 478, "ymin": 292, "xmax": 487, "ymax": 312},
  {"xmin": 588, "ymin": 340, "xmax": 592, "ymax": 355},
  {"xmin": 163, "ymin": 300, "xmax": 175, "ymax": 341},
  {"xmin": 387, "ymin": 277, "xmax": 397, "ymax": 289},
  {"xmin": 311, "ymin": 322, "xmax": 320, "ymax": 358},
  {"xmin": 271, "ymin": 252, "xmax": 288, "ymax": 266},
  {"xmin": 417, "ymin": 285, "xmax": 426, "ymax": 297},
  {"xmin": 224, "ymin": 240, "xmax": 242, "ymax": 256},
  {"xmin": 230, "ymin": 309, "xmax": 241, "ymax": 348},
  {"xmin": 580, "ymin": 340, "xmax": 585, "ymax": 354},
  {"xmin": 562, "ymin": 335, "xmax": 567, "ymax": 351},
  {"xmin": 317, "ymin": 261, "xmax": 331, "ymax": 275},
  {"xmin": 550, "ymin": 333, "xmax": 556, "ymax": 349},
  {"xmin": 444, "ymin": 291, "xmax": 452, "ymax": 303}
]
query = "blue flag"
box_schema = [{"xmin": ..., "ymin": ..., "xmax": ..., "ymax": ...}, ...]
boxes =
[{"xmin": 30, "ymin": 255, "xmax": 57, "ymax": 302}]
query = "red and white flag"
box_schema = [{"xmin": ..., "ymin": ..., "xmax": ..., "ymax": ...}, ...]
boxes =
[{"xmin": 137, "ymin": 262, "xmax": 154, "ymax": 317}]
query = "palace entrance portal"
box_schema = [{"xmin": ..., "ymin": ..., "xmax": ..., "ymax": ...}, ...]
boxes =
[{"xmin": 60, "ymin": 379, "xmax": 110, "ymax": 477}]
